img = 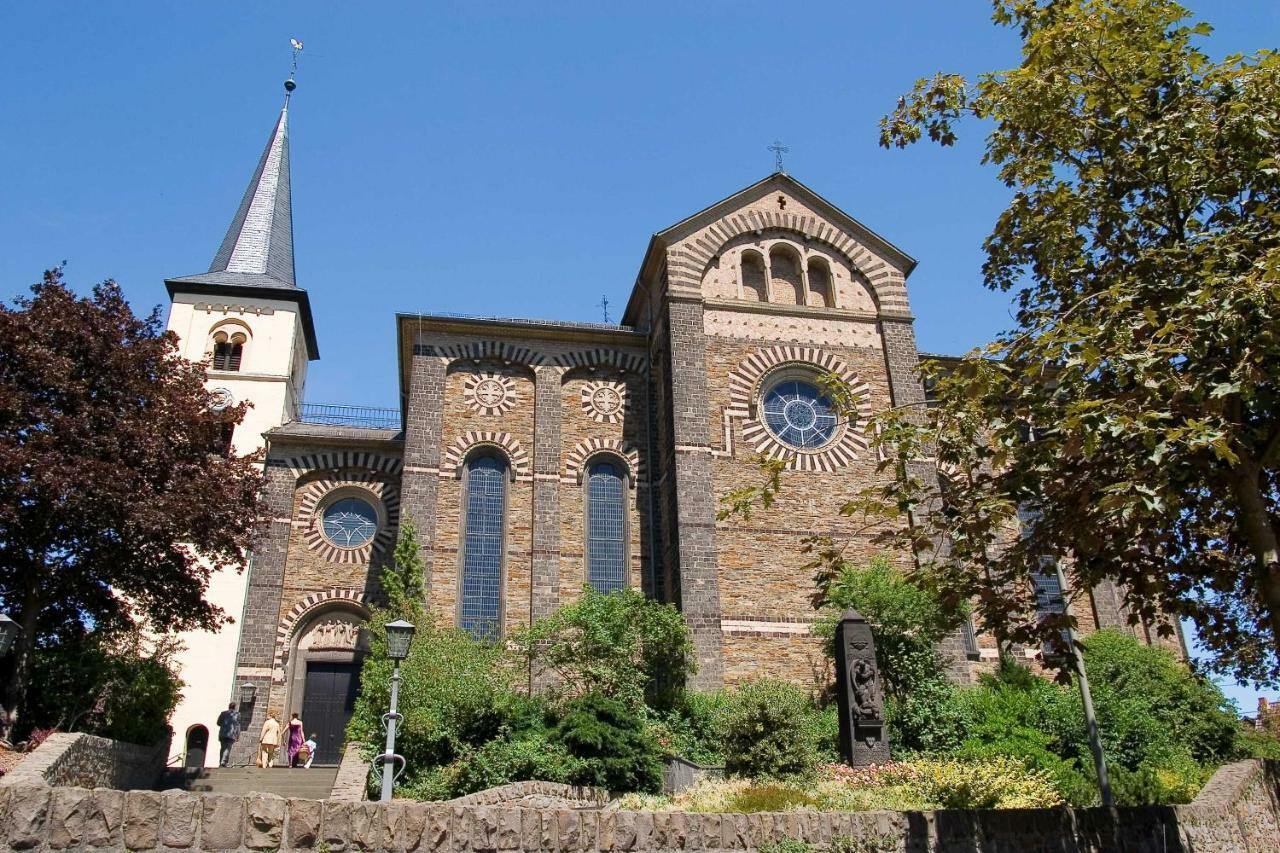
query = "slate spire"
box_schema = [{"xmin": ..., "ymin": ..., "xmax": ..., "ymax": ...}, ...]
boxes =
[
  {"xmin": 166, "ymin": 79, "xmax": 319, "ymax": 358},
  {"xmin": 208, "ymin": 101, "xmax": 295, "ymax": 287},
  {"xmin": 168, "ymin": 82, "xmax": 297, "ymax": 291}
]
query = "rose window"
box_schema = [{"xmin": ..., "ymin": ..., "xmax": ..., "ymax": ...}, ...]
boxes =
[
  {"xmin": 321, "ymin": 497, "xmax": 378, "ymax": 548},
  {"xmin": 761, "ymin": 379, "xmax": 839, "ymax": 450}
]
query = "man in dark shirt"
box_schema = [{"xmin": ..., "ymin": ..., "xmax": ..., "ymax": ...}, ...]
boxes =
[{"xmin": 215, "ymin": 703, "xmax": 241, "ymax": 768}]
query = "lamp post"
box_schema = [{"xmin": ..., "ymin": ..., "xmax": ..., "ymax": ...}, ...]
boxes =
[
  {"xmin": 377, "ymin": 619, "xmax": 415, "ymax": 803},
  {"xmin": 1052, "ymin": 560, "xmax": 1113, "ymax": 807}
]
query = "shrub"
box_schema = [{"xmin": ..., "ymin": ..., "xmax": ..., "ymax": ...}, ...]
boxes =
[
  {"xmin": 1108, "ymin": 759, "xmax": 1210, "ymax": 806},
  {"xmin": 551, "ymin": 692, "xmax": 663, "ymax": 793},
  {"xmin": 516, "ymin": 587, "xmax": 694, "ymax": 710},
  {"xmin": 721, "ymin": 680, "xmax": 819, "ymax": 780},
  {"xmin": 883, "ymin": 757, "xmax": 1063, "ymax": 809},
  {"xmin": 26, "ymin": 628, "xmax": 182, "ymax": 746},
  {"xmin": 347, "ymin": 614, "xmax": 518, "ymax": 779},
  {"xmin": 649, "ymin": 689, "xmax": 731, "ymax": 765},
  {"xmin": 442, "ymin": 731, "xmax": 580, "ymax": 795},
  {"xmin": 886, "ymin": 676, "xmax": 972, "ymax": 756},
  {"xmin": 812, "ymin": 555, "xmax": 960, "ymax": 698}
]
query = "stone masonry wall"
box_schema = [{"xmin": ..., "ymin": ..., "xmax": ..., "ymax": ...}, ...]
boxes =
[
  {"xmin": 0, "ymin": 734, "xmax": 168, "ymax": 792},
  {"xmin": 2, "ymin": 760, "xmax": 1276, "ymax": 851}
]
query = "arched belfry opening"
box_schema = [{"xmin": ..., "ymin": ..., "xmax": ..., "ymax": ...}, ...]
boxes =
[{"xmin": 768, "ymin": 244, "xmax": 804, "ymax": 306}]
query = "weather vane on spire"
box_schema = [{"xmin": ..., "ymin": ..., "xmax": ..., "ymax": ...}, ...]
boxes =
[
  {"xmin": 768, "ymin": 140, "xmax": 790, "ymax": 173},
  {"xmin": 285, "ymin": 38, "xmax": 304, "ymax": 97},
  {"xmin": 597, "ymin": 295, "xmax": 611, "ymax": 324}
]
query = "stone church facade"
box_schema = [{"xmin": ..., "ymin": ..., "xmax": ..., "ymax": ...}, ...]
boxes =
[{"xmin": 162, "ymin": 90, "xmax": 1184, "ymax": 768}]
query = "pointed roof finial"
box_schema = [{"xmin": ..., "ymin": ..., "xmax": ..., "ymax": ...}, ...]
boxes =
[
  {"xmin": 286, "ymin": 38, "xmax": 303, "ymax": 105},
  {"xmin": 768, "ymin": 140, "xmax": 790, "ymax": 174}
]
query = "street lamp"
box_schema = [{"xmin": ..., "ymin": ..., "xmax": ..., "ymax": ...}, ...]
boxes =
[
  {"xmin": 377, "ymin": 619, "xmax": 415, "ymax": 802},
  {"xmin": 0, "ymin": 614, "xmax": 18, "ymax": 657}
]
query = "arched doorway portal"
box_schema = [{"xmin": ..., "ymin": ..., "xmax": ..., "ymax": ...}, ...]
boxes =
[
  {"xmin": 184, "ymin": 725, "xmax": 209, "ymax": 769},
  {"xmin": 282, "ymin": 607, "xmax": 370, "ymax": 766}
]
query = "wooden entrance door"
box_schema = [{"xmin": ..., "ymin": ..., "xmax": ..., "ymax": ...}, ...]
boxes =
[{"xmin": 300, "ymin": 660, "xmax": 361, "ymax": 766}]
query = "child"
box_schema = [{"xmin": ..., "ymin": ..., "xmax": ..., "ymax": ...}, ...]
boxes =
[{"xmin": 302, "ymin": 733, "xmax": 318, "ymax": 769}]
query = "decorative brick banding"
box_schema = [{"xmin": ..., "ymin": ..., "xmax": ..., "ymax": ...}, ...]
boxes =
[
  {"xmin": 296, "ymin": 472, "xmax": 400, "ymax": 563},
  {"xmin": 273, "ymin": 588, "xmax": 372, "ymax": 670}
]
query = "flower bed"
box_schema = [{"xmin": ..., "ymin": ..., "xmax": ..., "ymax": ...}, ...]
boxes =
[{"xmin": 616, "ymin": 758, "xmax": 1063, "ymax": 813}]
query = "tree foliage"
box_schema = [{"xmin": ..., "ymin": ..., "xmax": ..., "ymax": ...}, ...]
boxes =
[
  {"xmin": 0, "ymin": 269, "xmax": 264, "ymax": 729},
  {"xmin": 515, "ymin": 587, "xmax": 694, "ymax": 711},
  {"xmin": 863, "ymin": 0, "xmax": 1280, "ymax": 683},
  {"xmin": 812, "ymin": 553, "xmax": 960, "ymax": 699},
  {"xmin": 26, "ymin": 626, "xmax": 183, "ymax": 746}
]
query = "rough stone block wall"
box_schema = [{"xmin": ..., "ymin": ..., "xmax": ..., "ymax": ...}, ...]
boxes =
[
  {"xmin": 0, "ymin": 733, "xmax": 169, "ymax": 792},
  {"xmin": 2, "ymin": 760, "xmax": 1276, "ymax": 851}
]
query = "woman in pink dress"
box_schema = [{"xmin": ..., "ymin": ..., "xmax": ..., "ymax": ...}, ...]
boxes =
[{"xmin": 286, "ymin": 713, "xmax": 305, "ymax": 768}]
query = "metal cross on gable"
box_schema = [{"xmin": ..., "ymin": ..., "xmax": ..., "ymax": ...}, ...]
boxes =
[{"xmin": 768, "ymin": 140, "xmax": 790, "ymax": 173}]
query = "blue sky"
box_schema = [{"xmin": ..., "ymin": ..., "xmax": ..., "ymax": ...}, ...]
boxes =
[{"xmin": 4, "ymin": 1, "xmax": 1278, "ymax": 708}]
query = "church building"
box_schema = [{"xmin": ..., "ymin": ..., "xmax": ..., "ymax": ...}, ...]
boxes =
[{"xmin": 163, "ymin": 85, "xmax": 1184, "ymax": 768}]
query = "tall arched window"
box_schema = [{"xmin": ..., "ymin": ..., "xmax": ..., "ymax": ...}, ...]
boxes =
[
  {"xmin": 586, "ymin": 460, "xmax": 626, "ymax": 592},
  {"xmin": 460, "ymin": 454, "xmax": 508, "ymax": 639}
]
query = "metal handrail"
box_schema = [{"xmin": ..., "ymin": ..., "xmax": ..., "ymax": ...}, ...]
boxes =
[{"xmin": 299, "ymin": 403, "xmax": 400, "ymax": 430}]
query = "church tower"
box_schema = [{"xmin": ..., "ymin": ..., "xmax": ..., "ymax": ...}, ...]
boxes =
[{"xmin": 163, "ymin": 80, "xmax": 319, "ymax": 767}]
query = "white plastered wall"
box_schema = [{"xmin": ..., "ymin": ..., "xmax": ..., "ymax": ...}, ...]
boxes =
[{"xmin": 164, "ymin": 293, "xmax": 306, "ymax": 766}]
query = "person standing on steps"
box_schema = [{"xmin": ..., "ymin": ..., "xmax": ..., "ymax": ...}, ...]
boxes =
[
  {"xmin": 258, "ymin": 712, "xmax": 281, "ymax": 768},
  {"xmin": 215, "ymin": 703, "xmax": 241, "ymax": 768},
  {"xmin": 286, "ymin": 712, "xmax": 305, "ymax": 767}
]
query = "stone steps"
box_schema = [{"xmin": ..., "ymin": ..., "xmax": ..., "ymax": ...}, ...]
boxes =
[{"xmin": 163, "ymin": 767, "xmax": 340, "ymax": 799}]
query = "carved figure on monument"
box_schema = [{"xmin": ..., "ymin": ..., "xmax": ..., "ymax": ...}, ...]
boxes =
[{"xmin": 834, "ymin": 608, "xmax": 891, "ymax": 766}]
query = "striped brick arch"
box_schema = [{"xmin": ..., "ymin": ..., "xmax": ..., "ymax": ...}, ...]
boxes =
[
  {"xmin": 553, "ymin": 348, "xmax": 646, "ymax": 374},
  {"xmin": 284, "ymin": 450, "xmax": 403, "ymax": 478},
  {"xmin": 273, "ymin": 588, "xmax": 373, "ymax": 672},
  {"xmin": 442, "ymin": 431, "xmax": 532, "ymax": 480},
  {"xmin": 726, "ymin": 345, "xmax": 874, "ymax": 472},
  {"xmin": 564, "ymin": 437, "xmax": 644, "ymax": 488},
  {"xmin": 415, "ymin": 340, "xmax": 546, "ymax": 367},
  {"xmin": 666, "ymin": 209, "xmax": 909, "ymax": 315},
  {"xmin": 297, "ymin": 471, "xmax": 400, "ymax": 563}
]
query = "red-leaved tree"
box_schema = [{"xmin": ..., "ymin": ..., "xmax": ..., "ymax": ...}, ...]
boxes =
[{"xmin": 0, "ymin": 269, "xmax": 265, "ymax": 736}]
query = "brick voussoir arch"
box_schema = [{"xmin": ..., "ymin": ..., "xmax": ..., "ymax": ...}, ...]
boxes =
[
  {"xmin": 273, "ymin": 588, "xmax": 374, "ymax": 672},
  {"xmin": 285, "ymin": 450, "xmax": 403, "ymax": 478},
  {"xmin": 552, "ymin": 348, "xmax": 647, "ymax": 375},
  {"xmin": 669, "ymin": 208, "xmax": 910, "ymax": 312},
  {"xmin": 442, "ymin": 431, "xmax": 532, "ymax": 481},
  {"xmin": 297, "ymin": 471, "xmax": 400, "ymax": 563},
  {"xmin": 725, "ymin": 344, "xmax": 874, "ymax": 473},
  {"xmin": 564, "ymin": 437, "xmax": 644, "ymax": 488},
  {"xmin": 415, "ymin": 340, "xmax": 547, "ymax": 367}
]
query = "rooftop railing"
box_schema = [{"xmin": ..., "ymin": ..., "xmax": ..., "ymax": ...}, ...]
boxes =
[{"xmin": 299, "ymin": 403, "xmax": 401, "ymax": 430}]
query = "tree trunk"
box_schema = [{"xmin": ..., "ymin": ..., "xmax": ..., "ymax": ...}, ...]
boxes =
[
  {"xmin": 1232, "ymin": 465, "xmax": 1280, "ymax": 664},
  {"xmin": 1, "ymin": 577, "xmax": 41, "ymax": 743}
]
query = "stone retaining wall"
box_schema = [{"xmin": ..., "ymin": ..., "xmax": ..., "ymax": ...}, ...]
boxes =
[
  {"xmin": 0, "ymin": 734, "xmax": 168, "ymax": 792},
  {"xmin": 0, "ymin": 759, "xmax": 1275, "ymax": 851}
]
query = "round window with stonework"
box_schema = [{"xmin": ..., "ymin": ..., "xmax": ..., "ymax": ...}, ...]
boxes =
[
  {"xmin": 321, "ymin": 497, "xmax": 378, "ymax": 548},
  {"xmin": 761, "ymin": 379, "xmax": 839, "ymax": 450}
]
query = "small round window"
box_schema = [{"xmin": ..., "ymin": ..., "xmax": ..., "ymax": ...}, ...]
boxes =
[
  {"xmin": 321, "ymin": 497, "xmax": 378, "ymax": 548},
  {"xmin": 761, "ymin": 379, "xmax": 839, "ymax": 450}
]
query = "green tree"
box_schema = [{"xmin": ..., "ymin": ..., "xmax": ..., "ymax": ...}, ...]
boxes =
[
  {"xmin": 381, "ymin": 519, "xmax": 425, "ymax": 618},
  {"xmin": 861, "ymin": 0, "xmax": 1280, "ymax": 683},
  {"xmin": 515, "ymin": 587, "xmax": 694, "ymax": 711},
  {"xmin": 813, "ymin": 553, "xmax": 960, "ymax": 698},
  {"xmin": 0, "ymin": 269, "xmax": 263, "ymax": 736}
]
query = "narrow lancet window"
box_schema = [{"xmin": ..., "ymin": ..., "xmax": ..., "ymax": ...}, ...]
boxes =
[
  {"xmin": 586, "ymin": 461, "xmax": 626, "ymax": 592},
  {"xmin": 461, "ymin": 454, "xmax": 507, "ymax": 639}
]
